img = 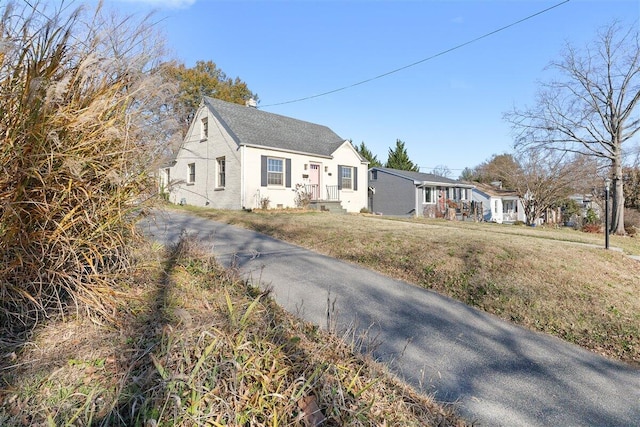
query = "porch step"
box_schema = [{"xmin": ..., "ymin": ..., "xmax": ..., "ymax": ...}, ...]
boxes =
[{"xmin": 309, "ymin": 200, "xmax": 347, "ymax": 214}]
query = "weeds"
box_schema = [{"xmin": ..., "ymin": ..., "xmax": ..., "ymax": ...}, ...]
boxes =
[
  {"xmin": 0, "ymin": 2, "xmax": 176, "ymax": 336},
  {"xmin": 0, "ymin": 238, "xmax": 467, "ymax": 426},
  {"xmin": 181, "ymin": 206, "xmax": 640, "ymax": 366}
]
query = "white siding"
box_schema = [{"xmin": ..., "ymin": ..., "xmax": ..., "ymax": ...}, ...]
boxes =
[
  {"xmin": 472, "ymin": 189, "xmax": 527, "ymax": 223},
  {"xmin": 168, "ymin": 108, "xmax": 367, "ymax": 213},
  {"xmin": 244, "ymin": 141, "xmax": 368, "ymax": 213},
  {"xmin": 331, "ymin": 142, "xmax": 368, "ymax": 213},
  {"xmin": 169, "ymin": 106, "xmax": 242, "ymax": 209}
]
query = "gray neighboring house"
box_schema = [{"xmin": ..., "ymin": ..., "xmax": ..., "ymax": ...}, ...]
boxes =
[{"xmin": 368, "ymin": 167, "xmax": 475, "ymax": 217}]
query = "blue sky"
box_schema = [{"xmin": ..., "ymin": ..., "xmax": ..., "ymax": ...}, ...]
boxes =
[{"xmin": 107, "ymin": 0, "xmax": 639, "ymax": 176}]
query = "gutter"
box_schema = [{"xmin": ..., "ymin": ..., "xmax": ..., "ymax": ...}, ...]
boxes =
[
  {"xmin": 415, "ymin": 181, "xmax": 475, "ymax": 188},
  {"xmin": 239, "ymin": 143, "xmax": 334, "ymax": 159}
]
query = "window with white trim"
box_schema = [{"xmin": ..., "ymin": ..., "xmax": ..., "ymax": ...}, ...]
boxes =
[
  {"xmin": 267, "ymin": 158, "xmax": 283, "ymax": 186},
  {"xmin": 341, "ymin": 166, "xmax": 353, "ymax": 190},
  {"xmin": 187, "ymin": 163, "xmax": 195, "ymax": 184},
  {"xmin": 217, "ymin": 157, "xmax": 225, "ymax": 188},
  {"xmin": 423, "ymin": 186, "xmax": 436, "ymax": 203},
  {"xmin": 201, "ymin": 117, "xmax": 208, "ymax": 139}
]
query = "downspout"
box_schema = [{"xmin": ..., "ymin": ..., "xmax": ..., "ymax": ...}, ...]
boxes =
[
  {"xmin": 240, "ymin": 145, "xmax": 245, "ymax": 209},
  {"xmin": 415, "ymin": 184, "xmax": 421, "ymax": 217},
  {"xmin": 205, "ymin": 124, "xmax": 210, "ymax": 204}
]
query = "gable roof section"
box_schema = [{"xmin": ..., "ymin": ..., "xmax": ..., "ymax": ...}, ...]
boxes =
[
  {"xmin": 372, "ymin": 167, "xmax": 473, "ymax": 187},
  {"xmin": 204, "ymin": 97, "xmax": 345, "ymax": 157},
  {"xmin": 472, "ymin": 182, "xmax": 519, "ymax": 198}
]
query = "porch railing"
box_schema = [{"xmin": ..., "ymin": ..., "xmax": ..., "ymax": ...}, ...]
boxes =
[
  {"xmin": 503, "ymin": 212, "xmax": 517, "ymax": 222},
  {"xmin": 326, "ymin": 185, "xmax": 339, "ymax": 201},
  {"xmin": 304, "ymin": 184, "xmax": 320, "ymax": 201},
  {"xmin": 303, "ymin": 184, "xmax": 340, "ymax": 201}
]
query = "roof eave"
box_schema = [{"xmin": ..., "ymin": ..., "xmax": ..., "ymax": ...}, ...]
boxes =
[
  {"xmin": 416, "ymin": 181, "xmax": 474, "ymax": 188},
  {"xmin": 240, "ymin": 143, "xmax": 334, "ymax": 159}
]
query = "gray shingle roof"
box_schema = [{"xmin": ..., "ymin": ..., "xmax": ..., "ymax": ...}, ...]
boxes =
[
  {"xmin": 204, "ymin": 97, "xmax": 345, "ymax": 157},
  {"xmin": 373, "ymin": 167, "xmax": 471, "ymax": 186}
]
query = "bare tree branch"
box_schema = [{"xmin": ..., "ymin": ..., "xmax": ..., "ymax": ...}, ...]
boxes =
[{"xmin": 504, "ymin": 21, "xmax": 640, "ymax": 234}]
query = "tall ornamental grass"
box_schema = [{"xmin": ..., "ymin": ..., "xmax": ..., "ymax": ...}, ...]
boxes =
[{"xmin": 0, "ymin": 1, "xmax": 176, "ymax": 334}]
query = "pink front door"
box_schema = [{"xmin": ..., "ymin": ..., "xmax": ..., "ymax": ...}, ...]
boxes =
[{"xmin": 309, "ymin": 163, "xmax": 321, "ymax": 200}]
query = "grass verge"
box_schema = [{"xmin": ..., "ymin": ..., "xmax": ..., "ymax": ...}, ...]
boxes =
[
  {"xmin": 0, "ymin": 236, "xmax": 467, "ymax": 426},
  {"xmin": 177, "ymin": 206, "xmax": 640, "ymax": 367}
]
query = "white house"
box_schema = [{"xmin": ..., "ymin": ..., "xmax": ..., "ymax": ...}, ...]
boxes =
[
  {"xmin": 472, "ymin": 182, "xmax": 526, "ymax": 224},
  {"xmin": 162, "ymin": 97, "xmax": 368, "ymax": 213}
]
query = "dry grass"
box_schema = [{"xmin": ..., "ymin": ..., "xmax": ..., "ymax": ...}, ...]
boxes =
[
  {"xmin": 0, "ymin": 2, "xmax": 175, "ymax": 337},
  {"xmin": 180, "ymin": 206, "xmax": 640, "ymax": 367},
  {"xmin": 0, "ymin": 238, "xmax": 467, "ymax": 426}
]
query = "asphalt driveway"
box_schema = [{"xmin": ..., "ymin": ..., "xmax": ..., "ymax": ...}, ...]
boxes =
[{"xmin": 140, "ymin": 209, "xmax": 640, "ymax": 426}]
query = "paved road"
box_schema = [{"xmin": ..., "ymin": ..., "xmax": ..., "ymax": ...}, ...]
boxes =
[{"xmin": 140, "ymin": 209, "xmax": 640, "ymax": 427}]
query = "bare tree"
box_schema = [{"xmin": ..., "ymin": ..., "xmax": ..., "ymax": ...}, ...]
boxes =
[
  {"xmin": 504, "ymin": 149, "xmax": 593, "ymax": 226},
  {"xmin": 431, "ymin": 164, "xmax": 452, "ymax": 178},
  {"xmin": 471, "ymin": 153, "xmax": 521, "ymax": 188},
  {"xmin": 505, "ymin": 21, "xmax": 640, "ymax": 234}
]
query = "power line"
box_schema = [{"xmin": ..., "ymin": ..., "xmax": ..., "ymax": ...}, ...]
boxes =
[{"xmin": 260, "ymin": 0, "xmax": 571, "ymax": 108}]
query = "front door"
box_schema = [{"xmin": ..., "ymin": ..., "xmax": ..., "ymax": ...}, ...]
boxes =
[{"xmin": 309, "ymin": 163, "xmax": 321, "ymax": 200}]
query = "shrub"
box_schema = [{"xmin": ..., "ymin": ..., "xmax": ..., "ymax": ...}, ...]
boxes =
[
  {"xmin": 0, "ymin": 2, "xmax": 175, "ymax": 334},
  {"xmin": 582, "ymin": 223, "xmax": 602, "ymax": 233},
  {"xmin": 560, "ymin": 198, "xmax": 582, "ymax": 223},
  {"xmin": 294, "ymin": 183, "xmax": 312, "ymax": 208},
  {"xmin": 260, "ymin": 197, "xmax": 271, "ymax": 210},
  {"xmin": 624, "ymin": 208, "xmax": 640, "ymax": 236},
  {"xmin": 584, "ymin": 207, "xmax": 599, "ymax": 225}
]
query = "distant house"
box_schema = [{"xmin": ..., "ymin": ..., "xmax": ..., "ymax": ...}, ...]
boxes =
[
  {"xmin": 162, "ymin": 97, "xmax": 368, "ymax": 213},
  {"xmin": 368, "ymin": 167, "xmax": 475, "ymax": 217},
  {"xmin": 566, "ymin": 193, "xmax": 601, "ymax": 223},
  {"xmin": 471, "ymin": 182, "xmax": 526, "ymax": 224}
]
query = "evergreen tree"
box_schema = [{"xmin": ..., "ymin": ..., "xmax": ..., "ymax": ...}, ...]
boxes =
[
  {"xmin": 459, "ymin": 167, "xmax": 476, "ymax": 181},
  {"xmin": 355, "ymin": 141, "xmax": 382, "ymax": 167},
  {"xmin": 385, "ymin": 139, "xmax": 419, "ymax": 171}
]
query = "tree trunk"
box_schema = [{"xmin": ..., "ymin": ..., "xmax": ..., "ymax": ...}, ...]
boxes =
[
  {"xmin": 524, "ymin": 202, "xmax": 536, "ymax": 226},
  {"xmin": 611, "ymin": 153, "xmax": 626, "ymax": 235}
]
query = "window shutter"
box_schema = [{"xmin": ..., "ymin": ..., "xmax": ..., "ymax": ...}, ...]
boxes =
[
  {"xmin": 261, "ymin": 156, "xmax": 267, "ymax": 187},
  {"xmin": 353, "ymin": 167, "xmax": 358, "ymax": 191},
  {"xmin": 285, "ymin": 158, "xmax": 292, "ymax": 188},
  {"xmin": 337, "ymin": 165, "xmax": 342, "ymax": 190}
]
